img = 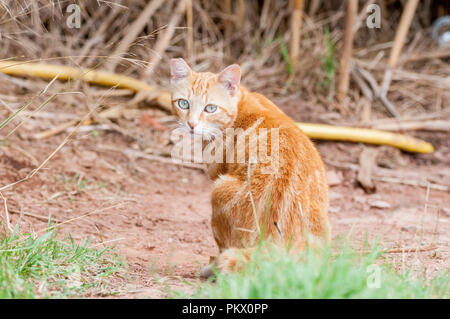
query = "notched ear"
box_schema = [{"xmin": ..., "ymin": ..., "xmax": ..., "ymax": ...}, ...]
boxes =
[
  {"xmin": 170, "ymin": 58, "xmax": 192, "ymax": 84},
  {"xmin": 218, "ymin": 64, "xmax": 241, "ymax": 96}
]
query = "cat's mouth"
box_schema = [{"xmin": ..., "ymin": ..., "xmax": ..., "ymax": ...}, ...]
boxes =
[
  {"xmin": 182, "ymin": 123, "xmax": 222, "ymax": 141},
  {"xmin": 187, "ymin": 127, "xmax": 201, "ymax": 136},
  {"xmin": 185, "ymin": 123, "xmax": 204, "ymax": 136}
]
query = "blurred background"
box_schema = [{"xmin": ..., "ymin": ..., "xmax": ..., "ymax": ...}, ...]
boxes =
[{"xmin": 1, "ymin": 0, "xmax": 449, "ymax": 119}]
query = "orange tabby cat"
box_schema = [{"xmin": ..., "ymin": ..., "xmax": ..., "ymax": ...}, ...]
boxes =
[{"xmin": 170, "ymin": 58, "xmax": 331, "ymax": 276}]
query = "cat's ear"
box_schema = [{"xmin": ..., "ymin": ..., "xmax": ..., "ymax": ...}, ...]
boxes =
[
  {"xmin": 218, "ymin": 64, "xmax": 241, "ymax": 96},
  {"xmin": 170, "ymin": 58, "xmax": 192, "ymax": 84}
]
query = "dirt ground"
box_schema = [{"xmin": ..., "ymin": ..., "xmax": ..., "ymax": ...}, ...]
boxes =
[{"xmin": 0, "ymin": 96, "xmax": 448, "ymax": 298}]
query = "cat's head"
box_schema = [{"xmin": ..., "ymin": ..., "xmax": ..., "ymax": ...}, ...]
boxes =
[{"xmin": 170, "ymin": 58, "xmax": 241, "ymax": 140}]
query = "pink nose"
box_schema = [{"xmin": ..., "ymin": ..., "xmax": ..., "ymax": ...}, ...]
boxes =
[{"xmin": 187, "ymin": 121, "xmax": 195, "ymax": 130}]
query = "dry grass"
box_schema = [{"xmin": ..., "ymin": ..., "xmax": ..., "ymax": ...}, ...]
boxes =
[{"xmin": 0, "ymin": 0, "xmax": 448, "ymax": 121}]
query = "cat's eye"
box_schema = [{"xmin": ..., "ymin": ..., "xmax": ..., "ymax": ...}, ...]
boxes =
[
  {"xmin": 204, "ymin": 104, "xmax": 217, "ymax": 113},
  {"xmin": 177, "ymin": 99, "xmax": 190, "ymax": 110}
]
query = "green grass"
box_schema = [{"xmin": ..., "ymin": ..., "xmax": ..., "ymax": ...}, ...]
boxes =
[
  {"xmin": 321, "ymin": 25, "xmax": 337, "ymax": 91},
  {"xmin": 0, "ymin": 223, "xmax": 124, "ymax": 298},
  {"xmin": 278, "ymin": 36, "xmax": 293, "ymax": 76},
  {"xmin": 186, "ymin": 243, "xmax": 449, "ymax": 299}
]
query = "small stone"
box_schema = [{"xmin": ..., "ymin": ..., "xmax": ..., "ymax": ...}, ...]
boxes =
[
  {"xmin": 369, "ymin": 200, "xmax": 391, "ymax": 209},
  {"xmin": 327, "ymin": 170, "xmax": 343, "ymax": 186},
  {"xmin": 401, "ymin": 226, "xmax": 416, "ymax": 232}
]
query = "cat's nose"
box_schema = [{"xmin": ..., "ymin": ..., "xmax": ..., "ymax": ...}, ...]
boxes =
[{"xmin": 187, "ymin": 121, "xmax": 196, "ymax": 131}]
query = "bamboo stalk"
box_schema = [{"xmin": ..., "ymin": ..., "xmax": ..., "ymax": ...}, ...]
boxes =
[
  {"xmin": 289, "ymin": 0, "xmax": 305, "ymax": 72},
  {"xmin": 380, "ymin": 0, "xmax": 419, "ymax": 97},
  {"xmin": 237, "ymin": 0, "xmax": 246, "ymax": 30},
  {"xmin": 186, "ymin": 0, "xmax": 194, "ymax": 60},
  {"xmin": 223, "ymin": 0, "xmax": 232, "ymax": 43},
  {"xmin": 337, "ymin": 0, "xmax": 358, "ymax": 103},
  {"xmin": 0, "ymin": 60, "xmax": 434, "ymax": 153},
  {"xmin": 387, "ymin": 0, "xmax": 420, "ymax": 69}
]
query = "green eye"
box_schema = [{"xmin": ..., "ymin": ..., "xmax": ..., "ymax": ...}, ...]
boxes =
[
  {"xmin": 204, "ymin": 104, "xmax": 217, "ymax": 113},
  {"xmin": 177, "ymin": 99, "xmax": 190, "ymax": 110}
]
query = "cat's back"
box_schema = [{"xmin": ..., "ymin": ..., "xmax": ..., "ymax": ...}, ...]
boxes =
[
  {"xmin": 233, "ymin": 88, "xmax": 328, "ymax": 204},
  {"xmin": 236, "ymin": 88, "xmax": 320, "ymax": 159},
  {"xmin": 236, "ymin": 88, "xmax": 306, "ymax": 134}
]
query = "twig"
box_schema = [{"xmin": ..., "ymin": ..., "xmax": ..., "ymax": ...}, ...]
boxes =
[
  {"xmin": 95, "ymin": 145, "xmax": 205, "ymax": 171},
  {"xmin": 351, "ymin": 67, "xmax": 373, "ymax": 101},
  {"xmin": 109, "ymin": 0, "xmax": 165, "ymax": 71},
  {"xmin": 359, "ymin": 244, "xmax": 437, "ymax": 255},
  {"xmin": 391, "ymin": 69, "xmax": 450, "ymax": 89},
  {"xmin": 32, "ymin": 118, "xmax": 88, "ymax": 139},
  {"xmin": 36, "ymin": 202, "xmax": 127, "ymax": 234},
  {"xmin": 352, "ymin": 0, "xmax": 376, "ymax": 33},
  {"xmin": 143, "ymin": 0, "xmax": 187, "ymax": 81},
  {"xmin": 399, "ymin": 47, "xmax": 450, "ymax": 63},
  {"xmin": 9, "ymin": 209, "xmax": 60, "ymax": 223},
  {"xmin": 371, "ymin": 120, "xmax": 450, "ymax": 132},
  {"xmin": 355, "ymin": 64, "xmax": 400, "ymax": 117},
  {"xmin": 0, "ymin": 191, "xmax": 13, "ymax": 233},
  {"xmin": 373, "ymin": 176, "xmax": 448, "ymax": 192},
  {"xmin": 91, "ymin": 237, "xmax": 126, "ymax": 248}
]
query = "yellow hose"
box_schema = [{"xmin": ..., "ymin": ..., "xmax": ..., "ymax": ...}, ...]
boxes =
[
  {"xmin": 297, "ymin": 123, "xmax": 433, "ymax": 153},
  {"xmin": 0, "ymin": 60, "xmax": 434, "ymax": 153},
  {"xmin": 0, "ymin": 60, "xmax": 156, "ymax": 92}
]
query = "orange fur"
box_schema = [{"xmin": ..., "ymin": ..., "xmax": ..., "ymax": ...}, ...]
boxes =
[{"xmin": 169, "ymin": 59, "xmax": 331, "ymax": 276}]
